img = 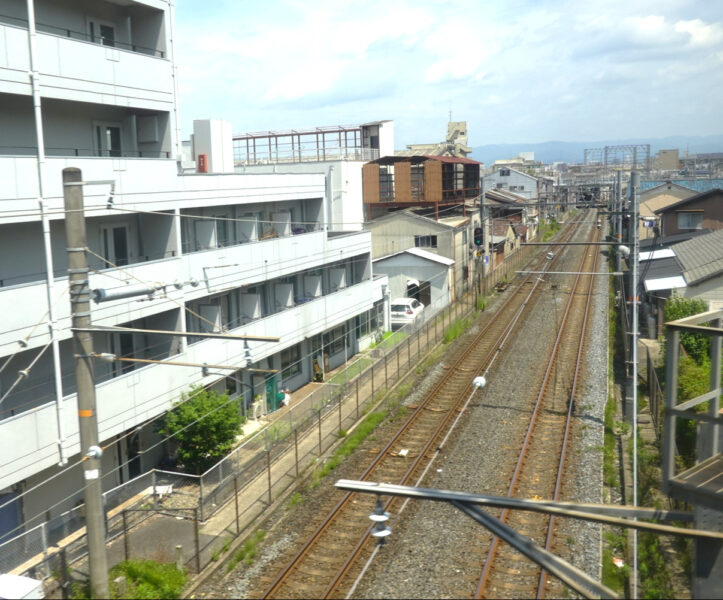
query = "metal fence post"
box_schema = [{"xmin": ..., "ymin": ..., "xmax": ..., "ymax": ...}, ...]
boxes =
[
  {"xmin": 60, "ymin": 547, "xmax": 69, "ymax": 600},
  {"xmin": 152, "ymin": 470, "xmax": 157, "ymax": 510},
  {"xmin": 407, "ymin": 337, "xmax": 411, "ymax": 370},
  {"xmin": 122, "ymin": 510, "xmax": 130, "ymax": 560},
  {"xmin": 317, "ymin": 410, "xmax": 322, "ymax": 456},
  {"xmin": 384, "ymin": 353, "xmax": 388, "ymax": 388},
  {"xmin": 338, "ymin": 393, "xmax": 342, "ymax": 433},
  {"xmin": 41, "ymin": 522, "xmax": 49, "ymax": 577},
  {"xmin": 371, "ymin": 364, "xmax": 375, "ymax": 400},
  {"xmin": 266, "ymin": 450, "xmax": 272, "ymax": 506},
  {"xmin": 234, "ymin": 477, "xmax": 240, "ymax": 536},
  {"xmin": 193, "ymin": 508, "xmax": 201, "ymax": 573},
  {"xmin": 294, "ymin": 428, "xmax": 299, "ymax": 477},
  {"xmin": 199, "ymin": 477, "xmax": 204, "ymax": 523}
]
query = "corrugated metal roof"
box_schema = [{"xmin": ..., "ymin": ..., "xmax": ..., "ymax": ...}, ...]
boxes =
[
  {"xmin": 404, "ymin": 247, "xmax": 456, "ymax": 265},
  {"xmin": 640, "ymin": 249, "xmax": 675, "ymax": 261},
  {"xmin": 645, "ymin": 276, "xmax": 687, "ymax": 292},
  {"xmin": 672, "ymin": 229, "xmax": 723, "ymax": 285}
]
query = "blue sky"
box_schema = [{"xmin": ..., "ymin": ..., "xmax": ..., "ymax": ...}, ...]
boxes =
[{"xmin": 173, "ymin": 0, "xmax": 723, "ymax": 149}]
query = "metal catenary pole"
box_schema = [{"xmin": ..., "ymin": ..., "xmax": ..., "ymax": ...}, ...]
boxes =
[{"xmin": 63, "ymin": 167, "xmax": 109, "ymax": 598}]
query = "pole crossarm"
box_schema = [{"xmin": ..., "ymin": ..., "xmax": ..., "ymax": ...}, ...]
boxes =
[
  {"xmin": 92, "ymin": 354, "xmax": 278, "ymax": 374},
  {"xmin": 334, "ymin": 480, "xmax": 723, "ymax": 538},
  {"xmin": 74, "ymin": 325, "xmax": 279, "ymax": 343}
]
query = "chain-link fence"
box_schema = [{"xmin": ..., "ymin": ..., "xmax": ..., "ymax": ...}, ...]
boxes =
[{"xmin": 7, "ymin": 274, "xmax": 516, "ymax": 581}]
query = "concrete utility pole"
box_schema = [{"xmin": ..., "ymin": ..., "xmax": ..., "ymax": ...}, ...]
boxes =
[
  {"xmin": 63, "ymin": 168, "xmax": 109, "ymax": 598},
  {"xmin": 481, "ymin": 190, "xmax": 490, "ymax": 287}
]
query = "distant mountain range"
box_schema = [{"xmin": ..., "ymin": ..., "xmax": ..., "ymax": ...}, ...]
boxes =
[{"xmin": 470, "ymin": 135, "xmax": 723, "ymax": 166}]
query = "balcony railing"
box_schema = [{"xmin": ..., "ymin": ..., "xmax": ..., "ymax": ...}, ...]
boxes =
[
  {"xmin": 0, "ymin": 13, "xmax": 165, "ymax": 57},
  {"xmin": 0, "ymin": 145, "xmax": 171, "ymax": 159}
]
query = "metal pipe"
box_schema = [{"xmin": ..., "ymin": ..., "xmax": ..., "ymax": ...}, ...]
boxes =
[{"xmin": 26, "ymin": 0, "xmax": 67, "ymax": 465}]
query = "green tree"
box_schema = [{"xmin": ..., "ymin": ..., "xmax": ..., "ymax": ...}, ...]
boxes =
[
  {"xmin": 663, "ymin": 294, "xmax": 710, "ymax": 364},
  {"xmin": 157, "ymin": 386, "xmax": 243, "ymax": 474}
]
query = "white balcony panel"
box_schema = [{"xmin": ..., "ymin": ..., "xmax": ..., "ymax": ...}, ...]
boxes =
[
  {"xmin": 32, "ymin": 32, "xmax": 173, "ymax": 110},
  {"xmin": 0, "ymin": 231, "xmax": 370, "ymax": 354},
  {"xmin": 0, "ymin": 24, "xmax": 31, "ymax": 95},
  {"xmin": 2, "ymin": 157, "xmax": 325, "ymax": 224},
  {"xmin": 0, "ymin": 279, "xmax": 375, "ymax": 489}
]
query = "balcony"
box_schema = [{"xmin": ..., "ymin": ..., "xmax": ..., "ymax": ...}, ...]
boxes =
[
  {"xmin": 0, "ymin": 20, "xmax": 172, "ymax": 110},
  {"xmin": 0, "ymin": 228, "xmax": 371, "ymax": 355},
  {"xmin": 0, "ymin": 278, "xmax": 376, "ymax": 489}
]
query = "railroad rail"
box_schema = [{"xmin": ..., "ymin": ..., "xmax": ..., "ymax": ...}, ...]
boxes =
[
  {"xmin": 258, "ymin": 218, "xmax": 588, "ymax": 599},
  {"xmin": 475, "ymin": 214, "xmax": 601, "ymax": 599}
]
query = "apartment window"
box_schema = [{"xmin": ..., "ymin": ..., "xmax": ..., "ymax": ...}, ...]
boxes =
[
  {"xmin": 324, "ymin": 325, "xmax": 346, "ymax": 355},
  {"xmin": 677, "ymin": 212, "xmax": 702, "ymax": 230},
  {"xmin": 281, "ymin": 344, "xmax": 301, "ymax": 380},
  {"xmin": 500, "ymin": 169, "xmax": 511, "ymax": 176},
  {"xmin": 414, "ymin": 235, "xmax": 438, "ymax": 248}
]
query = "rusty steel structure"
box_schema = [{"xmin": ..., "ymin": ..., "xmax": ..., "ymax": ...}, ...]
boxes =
[{"xmin": 232, "ymin": 124, "xmax": 380, "ymax": 165}]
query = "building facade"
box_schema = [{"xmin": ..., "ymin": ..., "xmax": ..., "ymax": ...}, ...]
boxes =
[{"xmin": 0, "ymin": 0, "xmax": 384, "ymax": 542}]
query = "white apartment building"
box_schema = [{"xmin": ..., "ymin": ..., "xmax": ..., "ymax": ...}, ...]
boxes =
[{"xmin": 0, "ymin": 0, "xmax": 385, "ymax": 543}]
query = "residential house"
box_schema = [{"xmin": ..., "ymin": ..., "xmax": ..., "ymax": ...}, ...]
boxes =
[
  {"xmin": 0, "ymin": 0, "xmax": 384, "ymax": 547},
  {"xmin": 654, "ymin": 189, "xmax": 723, "ymax": 237},
  {"xmin": 483, "ymin": 167, "xmax": 538, "ymax": 201},
  {"xmin": 373, "ymin": 248, "xmax": 454, "ymax": 311},
  {"xmin": 364, "ymin": 209, "xmax": 478, "ymax": 303},
  {"xmin": 638, "ymin": 181, "xmax": 696, "ymax": 241},
  {"xmin": 639, "ymin": 229, "xmax": 723, "ymax": 336}
]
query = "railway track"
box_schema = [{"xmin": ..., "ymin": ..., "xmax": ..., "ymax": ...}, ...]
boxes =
[
  {"xmin": 259, "ymin": 219, "xmax": 588, "ymax": 599},
  {"xmin": 475, "ymin": 215, "xmax": 601, "ymax": 599}
]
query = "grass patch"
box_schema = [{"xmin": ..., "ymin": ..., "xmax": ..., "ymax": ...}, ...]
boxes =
[
  {"xmin": 287, "ymin": 491, "xmax": 304, "ymax": 508},
  {"xmin": 603, "ymin": 395, "xmax": 619, "ymax": 488},
  {"xmin": 540, "ymin": 218, "xmax": 561, "ymax": 242},
  {"xmin": 227, "ymin": 530, "xmax": 266, "ymax": 572},
  {"xmin": 602, "ymin": 531, "xmax": 629, "ymax": 595},
  {"xmin": 311, "ymin": 410, "xmax": 387, "ymax": 487},
  {"xmin": 71, "ymin": 560, "xmax": 187, "ymax": 599},
  {"xmin": 211, "ymin": 537, "xmax": 232, "ymax": 562},
  {"xmin": 444, "ymin": 316, "xmax": 473, "ymax": 344}
]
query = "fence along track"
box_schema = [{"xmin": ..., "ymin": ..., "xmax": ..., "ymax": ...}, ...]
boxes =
[
  {"xmin": 474, "ymin": 215, "xmax": 601, "ymax": 599},
  {"xmin": 260, "ymin": 222, "xmax": 583, "ymax": 600}
]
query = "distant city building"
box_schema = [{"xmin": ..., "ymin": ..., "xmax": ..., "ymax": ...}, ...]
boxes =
[{"xmin": 397, "ymin": 121, "xmax": 473, "ymax": 158}]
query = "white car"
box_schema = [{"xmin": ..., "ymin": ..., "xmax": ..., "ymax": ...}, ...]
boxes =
[{"xmin": 390, "ymin": 297, "xmax": 424, "ymax": 329}]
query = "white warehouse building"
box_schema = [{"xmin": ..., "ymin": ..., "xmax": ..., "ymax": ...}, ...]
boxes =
[{"xmin": 0, "ymin": 0, "xmax": 386, "ymax": 547}]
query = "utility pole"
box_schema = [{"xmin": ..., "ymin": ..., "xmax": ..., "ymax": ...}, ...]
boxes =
[
  {"xmin": 63, "ymin": 167, "xmax": 109, "ymax": 598},
  {"xmin": 481, "ymin": 190, "xmax": 490, "ymax": 290},
  {"xmin": 616, "ymin": 170, "xmax": 623, "ymax": 273},
  {"xmin": 630, "ymin": 169, "xmax": 640, "ymax": 600}
]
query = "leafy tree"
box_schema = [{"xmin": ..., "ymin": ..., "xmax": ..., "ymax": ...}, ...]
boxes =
[
  {"xmin": 663, "ymin": 294, "xmax": 710, "ymax": 364},
  {"xmin": 157, "ymin": 386, "xmax": 243, "ymax": 474}
]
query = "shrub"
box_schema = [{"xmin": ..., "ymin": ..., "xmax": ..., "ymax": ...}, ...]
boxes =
[{"xmin": 157, "ymin": 386, "xmax": 243, "ymax": 474}]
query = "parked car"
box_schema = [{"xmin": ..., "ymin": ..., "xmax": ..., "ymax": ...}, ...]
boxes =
[{"xmin": 390, "ymin": 297, "xmax": 424, "ymax": 329}]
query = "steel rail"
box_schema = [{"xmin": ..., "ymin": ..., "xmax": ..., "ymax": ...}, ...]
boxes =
[
  {"xmin": 538, "ymin": 225, "xmax": 601, "ymax": 598},
  {"xmin": 476, "ymin": 216, "xmax": 597, "ymax": 598},
  {"xmin": 262, "ymin": 225, "xmax": 581, "ymax": 599}
]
